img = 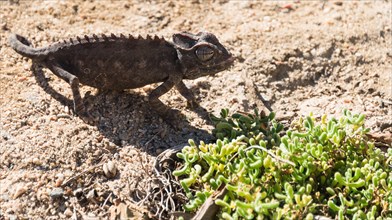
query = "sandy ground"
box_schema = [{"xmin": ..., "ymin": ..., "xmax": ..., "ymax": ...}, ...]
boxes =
[{"xmin": 0, "ymin": 0, "xmax": 391, "ymax": 219}]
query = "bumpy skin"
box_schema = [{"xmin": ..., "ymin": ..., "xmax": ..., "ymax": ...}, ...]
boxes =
[{"xmin": 9, "ymin": 32, "xmax": 234, "ymax": 125}]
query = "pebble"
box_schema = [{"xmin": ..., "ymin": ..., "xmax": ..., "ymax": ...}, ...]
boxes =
[
  {"xmin": 32, "ymin": 157, "xmax": 42, "ymax": 166},
  {"xmin": 8, "ymin": 215, "xmax": 17, "ymax": 220},
  {"xmin": 57, "ymin": 114, "xmax": 72, "ymax": 119},
  {"xmin": 55, "ymin": 173, "xmax": 65, "ymax": 180},
  {"xmin": 155, "ymin": 148, "xmax": 163, "ymax": 154},
  {"xmin": 103, "ymin": 161, "xmax": 117, "ymax": 178},
  {"xmin": 86, "ymin": 189, "xmax": 97, "ymax": 201},
  {"xmin": 55, "ymin": 179, "xmax": 63, "ymax": 187},
  {"xmin": 333, "ymin": 14, "xmax": 342, "ymax": 21},
  {"xmin": 303, "ymin": 52, "xmax": 312, "ymax": 59},
  {"xmin": 50, "ymin": 188, "xmax": 64, "ymax": 199},
  {"xmin": 64, "ymin": 208, "xmax": 73, "ymax": 217},
  {"xmin": 310, "ymin": 48, "xmax": 318, "ymax": 57},
  {"xmin": 0, "ymin": 193, "xmax": 10, "ymax": 202},
  {"xmin": 73, "ymin": 188, "xmax": 83, "ymax": 198},
  {"xmin": 334, "ymin": 1, "xmax": 343, "ymax": 6},
  {"xmin": 263, "ymin": 16, "xmax": 271, "ymax": 22},
  {"xmin": 13, "ymin": 186, "xmax": 28, "ymax": 199},
  {"xmin": 355, "ymin": 52, "xmax": 364, "ymax": 64},
  {"xmin": 64, "ymin": 106, "xmax": 69, "ymax": 114}
]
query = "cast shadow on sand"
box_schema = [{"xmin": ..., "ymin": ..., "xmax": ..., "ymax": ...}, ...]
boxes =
[{"xmin": 30, "ymin": 63, "xmax": 214, "ymax": 155}]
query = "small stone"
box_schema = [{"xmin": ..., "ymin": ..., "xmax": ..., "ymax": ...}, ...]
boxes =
[
  {"xmin": 64, "ymin": 106, "xmax": 69, "ymax": 114},
  {"xmin": 310, "ymin": 48, "xmax": 317, "ymax": 57},
  {"xmin": 8, "ymin": 215, "xmax": 17, "ymax": 220},
  {"xmin": 57, "ymin": 114, "xmax": 71, "ymax": 119},
  {"xmin": 303, "ymin": 52, "xmax": 312, "ymax": 59},
  {"xmin": 155, "ymin": 148, "xmax": 163, "ymax": 155},
  {"xmin": 13, "ymin": 186, "xmax": 28, "ymax": 199},
  {"xmin": 86, "ymin": 189, "xmax": 97, "ymax": 201},
  {"xmin": 355, "ymin": 52, "xmax": 363, "ymax": 64},
  {"xmin": 87, "ymin": 212, "xmax": 97, "ymax": 217},
  {"xmin": 32, "ymin": 157, "xmax": 42, "ymax": 165},
  {"xmin": 55, "ymin": 179, "xmax": 63, "ymax": 187},
  {"xmin": 50, "ymin": 188, "xmax": 64, "ymax": 199},
  {"xmin": 103, "ymin": 161, "xmax": 117, "ymax": 178},
  {"xmin": 23, "ymin": 63, "xmax": 30, "ymax": 71},
  {"xmin": 334, "ymin": 1, "xmax": 343, "ymax": 6},
  {"xmin": 64, "ymin": 208, "xmax": 73, "ymax": 217},
  {"xmin": 263, "ymin": 16, "xmax": 271, "ymax": 22},
  {"xmin": 73, "ymin": 188, "xmax": 83, "ymax": 198},
  {"xmin": 113, "ymin": 198, "xmax": 121, "ymax": 206},
  {"xmin": 0, "ymin": 193, "xmax": 10, "ymax": 202},
  {"xmin": 96, "ymin": 135, "xmax": 103, "ymax": 142},
  {"xmin": 333, "ymin": 14, "xmax": 342, "ymax": 21},
  {"xmin": 64, "ymin": 187, "xmax": 73, "ymax": 197},
  {"xmin": 55, "ymin": 173, "xmax": 65, "ymax": 180},
  {"xmin": 1, "ymin": 23, "xmax": 8, "ymax": 31}
]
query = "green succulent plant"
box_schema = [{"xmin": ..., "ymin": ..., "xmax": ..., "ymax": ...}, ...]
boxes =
[{"xmin": 173, "ymin": 109, "xmax": 392, "ymax": 219}]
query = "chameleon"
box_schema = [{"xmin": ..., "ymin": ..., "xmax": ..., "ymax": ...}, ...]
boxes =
[{"xmin": 9, "ymin": 31, "xmax": 234, "ymax": 126}]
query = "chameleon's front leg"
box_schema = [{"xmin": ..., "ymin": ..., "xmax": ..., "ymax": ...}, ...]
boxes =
[
  {"xmin": 149, "ymin": 76, "xmax": 182, "ymax": 126},
  {"xmin": 175, "ymin": 81, "xmax": 199, "ymax": 108}
]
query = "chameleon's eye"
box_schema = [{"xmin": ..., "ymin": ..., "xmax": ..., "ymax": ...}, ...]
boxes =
[{"xmin": 195, "ymin": 46, "xmax": 214, "ymax": 62}]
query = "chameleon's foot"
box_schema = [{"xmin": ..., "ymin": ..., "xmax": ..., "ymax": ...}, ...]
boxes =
[
  {"xmin": 74, "ymin": 104, "xmax": 94, "ymax": 123},
  {"xmin": 186, "ymin": 99, "xmax": 199, "ymax": 109},
  {"xmin": 78, "ymin": 110, "xmax": 94, "ymax": 124}
]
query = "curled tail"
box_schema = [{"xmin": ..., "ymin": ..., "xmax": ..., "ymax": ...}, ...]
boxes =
[{"xmin": 9, "ymin": 34, "xmax": 48, "ymax": 60}]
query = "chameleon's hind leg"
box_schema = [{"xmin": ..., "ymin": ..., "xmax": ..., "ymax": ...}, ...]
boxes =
[{"xmin": 45, "ymin": 61, "xmax": 86, "ymax": 116}]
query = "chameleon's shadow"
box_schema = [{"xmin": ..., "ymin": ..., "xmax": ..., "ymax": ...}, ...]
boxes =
[{"xmin": 31, "ymin": 63, "xmax": 214, "ymax": 155}]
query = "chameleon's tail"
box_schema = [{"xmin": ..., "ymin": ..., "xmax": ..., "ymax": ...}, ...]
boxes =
[{"xmin": 9, "ymin": 34, "xmax": 48, "ymax": 61}]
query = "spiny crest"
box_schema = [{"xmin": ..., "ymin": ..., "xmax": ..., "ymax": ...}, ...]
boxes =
[
  {"xmin": 59, "ymin": 33, "xmax": 166, "ymax": 47},
  {"xmin": 93, "ymin": 34, "xmax": 99, "ymax": 42},
  {"xmin": 102, "ymin": 34, "xmax": 108, "ymax": 41}
]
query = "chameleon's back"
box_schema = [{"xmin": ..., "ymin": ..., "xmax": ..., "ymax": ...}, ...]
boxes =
[
  {"xmin": 50, "ymin": 35, "xmax": 179, "ymax": 90},
  {"xmin": 10, "ymin": 34, "xmax": 180, "ymax": 90}
]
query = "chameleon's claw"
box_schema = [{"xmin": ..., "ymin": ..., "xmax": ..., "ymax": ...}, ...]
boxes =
[
  {"xmin": 186, "ymin": 99, "xmax": 199, "ymax": 109},
  {"xmin": 79, "ymin": 111, "xmax": 94, "ymax": 124},
  {"xmin": 74, "ymin": 105, "xmax": 94, "ymax": 123}
]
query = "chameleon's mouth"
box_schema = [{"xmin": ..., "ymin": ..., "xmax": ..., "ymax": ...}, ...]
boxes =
[
  {"xmin": 185, "ymin": 53, "xmax": 235, "ymax": 80},
  {"xmin": 226, "ymin": 56, "xmax": 235, "ymax": 65},
  {"xmin": 204, "ymin": 56, "xmax": 235, "ymax": 72}
]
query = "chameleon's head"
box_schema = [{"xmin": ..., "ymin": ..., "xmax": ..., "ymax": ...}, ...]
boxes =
[{"xmin": 172, "ymin": 31, "xmax": 234, "ymax": 80}]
